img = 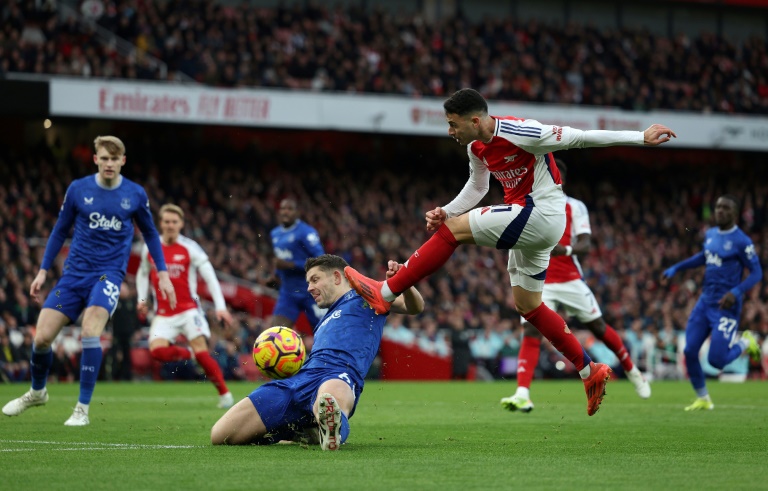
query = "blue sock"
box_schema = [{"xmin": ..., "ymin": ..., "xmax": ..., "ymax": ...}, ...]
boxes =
[
  {"xmin": 31, "ymin": 345, "xmax": 53, "ymax": 391},
  {"xmin": 340, "ymin": 412, "xmax": 350, "ymax": 444},
  {"xmin": 685, "ymin": 350, "xmax": 707, "ymax": 397},
  {"xmin": 79, "ymin": 337, "xmax": 103, "ymax": 405}
]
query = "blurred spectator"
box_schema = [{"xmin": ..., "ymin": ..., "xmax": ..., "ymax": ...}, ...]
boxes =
[
  {"xmin": 51, "ymin": 343, "xmax": 77, "ymax": 382},
  {"xmin": 0, "ymin": 326, "xmax": 27, "ymax": 382},
  {"xmin": 383, "ymin": 313, "xmax": 416, "ymax": 345},
  {"xmin": 212, "ymin": 339, "xmax": 245, "ymax": 381},
  {"xmin": 444, "ymin": 309, "xmax": 472, "ymax": 379},
  {"xmin": 0, "ymin": 134, "xmax": 764, "ymax": 383},
  {"xmin": 469, "ymin": 324, "xmax": 504, "ymax": 380},
  {"xmin": 3, "ymin": 2, "xmax": 767, "ymax": 114},
  {"xmin": 416, "ymin": 315, "xmax": 450, "ymax": 357}
]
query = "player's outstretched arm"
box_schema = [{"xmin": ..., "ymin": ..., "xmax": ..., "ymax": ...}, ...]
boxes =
[
  {"xmin": 643, "ymin": 124, "xmax": 677, "ymax": 146},
  {"xmin": 387, "ymin": 261, "xmax": 425, "ymax": 315},
  {"xmin": 29, "ymin": 269, "xmax": 47, "ymax": 304}
]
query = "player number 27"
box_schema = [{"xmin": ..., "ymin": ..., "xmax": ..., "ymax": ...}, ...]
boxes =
[{"xmin": 717, "ymin": 317, "xmax": 737, "ymax": 339}]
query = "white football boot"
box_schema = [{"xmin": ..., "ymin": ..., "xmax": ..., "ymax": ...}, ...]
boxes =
[
  {"xmin": 2, "ymin": 389, "xmax": 49, "ymax": 416},
  {"xmin": 317, "ymin": 393, "xmax": 342, "ymax": 451},
  {"xmin": 64, "ymin": 405, "xmax": 90, "ymax": 426},
  {"xmin": 626, "ymin": 366, "xmax": 651, "ymax": 399}
]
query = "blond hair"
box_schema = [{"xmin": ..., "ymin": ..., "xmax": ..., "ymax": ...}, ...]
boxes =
[
  {"xmin": 159, "ymin": 203, "xmax": 185, "ymax": 220},
  {"xmin": 93, "ymin": 135, "xmax": 126, "ymax": 156}
]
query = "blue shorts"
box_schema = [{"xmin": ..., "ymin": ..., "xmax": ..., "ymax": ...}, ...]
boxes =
[
  {"xmin": 42, "ymin": 271, "xmax": 125, "ymax": 322},
  {"xmin": 686, "ymin": 297, "xmax": 743, "ymax": 353},
  {"xmin": 247, "ymin": 366, "xmax": 363, "ymax": 432},
  {"xmin": 273, "ymin": 289, "xmax": 325, "ymax": 327}
]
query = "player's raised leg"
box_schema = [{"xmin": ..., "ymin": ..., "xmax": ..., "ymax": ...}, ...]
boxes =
[
  {"xmin": 345, "ymin": 217, "xmax": 467, "ymax": 314},
  {"xmin": 2, "ymin": 308, "xmax": 68, "ymax": 416}
]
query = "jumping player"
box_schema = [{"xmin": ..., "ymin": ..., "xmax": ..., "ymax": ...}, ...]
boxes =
[{"xmin": 344, "ymin": 88, "xmax": 676, "ymax": 416}]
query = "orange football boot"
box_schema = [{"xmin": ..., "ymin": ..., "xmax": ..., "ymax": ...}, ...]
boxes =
[
  {"xmin": 583, "ymin": 362, "xmax": 611, "ymax": 416},
  {"xmin": 343, "ymin": 266, "xmax": 392, "ymax": 314}
]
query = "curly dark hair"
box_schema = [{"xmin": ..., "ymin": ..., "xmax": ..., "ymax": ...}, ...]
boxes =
[{"xmin": 443, "ymin": 88, "xmax": 488, "ymax": 116}]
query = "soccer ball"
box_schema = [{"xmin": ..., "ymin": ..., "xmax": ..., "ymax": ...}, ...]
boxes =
[{"xmin": 252, "ymin": 326, "xmax": 306, "ymax": 379}]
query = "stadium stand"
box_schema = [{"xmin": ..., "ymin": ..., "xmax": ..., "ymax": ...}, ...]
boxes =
[
  {"xmin": 0, "ymin": 132, "xmax": 765, "ymax": 381},
  {"xmin": 2, "ymin": 1, "xmax": 767, "ymax": 114},
  {"xmin": 1, "ymin": 0, "xmax": 765, "ymax": 382}
]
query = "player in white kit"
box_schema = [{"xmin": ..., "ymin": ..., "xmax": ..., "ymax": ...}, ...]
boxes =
[
  {"xmin": 345, "ymin": 88, "xmax": 676, "ymax": 416},
  {"xmin": 137, "ymin": 204, "xmax": 235, "ymax": 408},
  {"xmin": 500, "ymin": 159, "xmax": 650, "ymax": 412}
]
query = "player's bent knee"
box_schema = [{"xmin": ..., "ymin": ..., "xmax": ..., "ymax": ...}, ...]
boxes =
[
  {"xmin": 707, "ymin": 355, "xmax": 727, "ymax": 370},
  {"xmin": 444, "ymin": 216, "xmax": 473, "ymax": 242},
  {"xmin": 210, "ymin": 419, "xmax": 245, "ymax": 445}
]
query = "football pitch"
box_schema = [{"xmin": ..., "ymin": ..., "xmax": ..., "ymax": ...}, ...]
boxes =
[{"xmin": 1, "ymin": 380, "xmax": 766, "ymax": 491}]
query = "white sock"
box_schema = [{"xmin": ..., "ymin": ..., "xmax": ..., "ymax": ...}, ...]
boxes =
[
  {"xmin": 75, "ymin": 402, "xmax": 90, "ymax": 414},
  {"xmin": 515, "ymin": 387, "xmax": 530, "ymax": 399},
  {"xmin": 381, "ymin": 281, "xmax": 396, "ymax": 302},
  {"xmin": 30, "ymin": 388, "xmax": 46, "ymax": 397},
  {"xmin": 578, "ymin": 364, "xmax": 592, "ymax": 379}
]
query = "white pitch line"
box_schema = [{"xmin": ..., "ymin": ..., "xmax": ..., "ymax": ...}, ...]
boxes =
[{"xmin": 0, "ymin": 439, "xmax": 203, "ymax": 449}]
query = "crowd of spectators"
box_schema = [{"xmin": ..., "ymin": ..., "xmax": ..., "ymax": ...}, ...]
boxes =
[
  {"xmin": 0, "ymin": 132, "xmax": 766, "ymax": 384},
  {"xmin": 3, "ymin": 1, "xmax": 768, "ymax": 114}
]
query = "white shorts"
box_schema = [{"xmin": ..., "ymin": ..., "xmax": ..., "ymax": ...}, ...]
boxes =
[
  {"xmin": 520, "ymin": 279, "xmax": 603, "ymax": 323},
  {"xmin": 468, "ymin": 201, "xmax": 565, "ymax": 292},
  {"xmin": 149, "ymin": 309, "xmax": 210, "ymax": 343}
]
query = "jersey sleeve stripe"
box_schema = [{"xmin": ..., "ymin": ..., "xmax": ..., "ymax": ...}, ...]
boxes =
[
  {"xmin": 499, "ymin": 122, "xmax": 542, "ymax": 137},
  {"xmin": 499, "ymin": 127, "xmax": 541, "ymax": 138}
]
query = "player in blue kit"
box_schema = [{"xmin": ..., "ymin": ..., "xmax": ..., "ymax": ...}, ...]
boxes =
[
  {"xmin": 662, "ymin": 195, "xmax": 762, "ymax": 411},
  {"xmin": 211, "ymin": 254, "xmax": 424, "ymax": 450},
  {"xmin": 268, "ymin": 198, "xmax": 326, "ymax": 329},
  {"xmin": 2, "ymin": 136, "xmax": 176, "ymax": 426}
]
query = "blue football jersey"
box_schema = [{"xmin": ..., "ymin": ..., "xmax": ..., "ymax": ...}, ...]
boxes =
[
  {"xmin": 700, "ymin": 226, "xmax": 761, "ymax": 302},
  {"xmin": 270, "ymin": 220, "xmax": 324, "ymax": 292},
  {"xmin": 304, "ymin": 290, "xmax": 386, "ymax": 382},
  {"xmin": 41, "ymin": 174, "xmax": 167, "ymax": 275}
]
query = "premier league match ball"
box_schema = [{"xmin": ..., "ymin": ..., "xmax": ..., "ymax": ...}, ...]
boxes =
[{"xmin": 252, "ymin": 326, "xmax": 306, "ymax": 379}]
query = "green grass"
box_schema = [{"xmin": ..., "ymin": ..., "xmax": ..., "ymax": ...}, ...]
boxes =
[{"xmin": 1, "ymin": 379, "xmax": 767, "ymax": 491}]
